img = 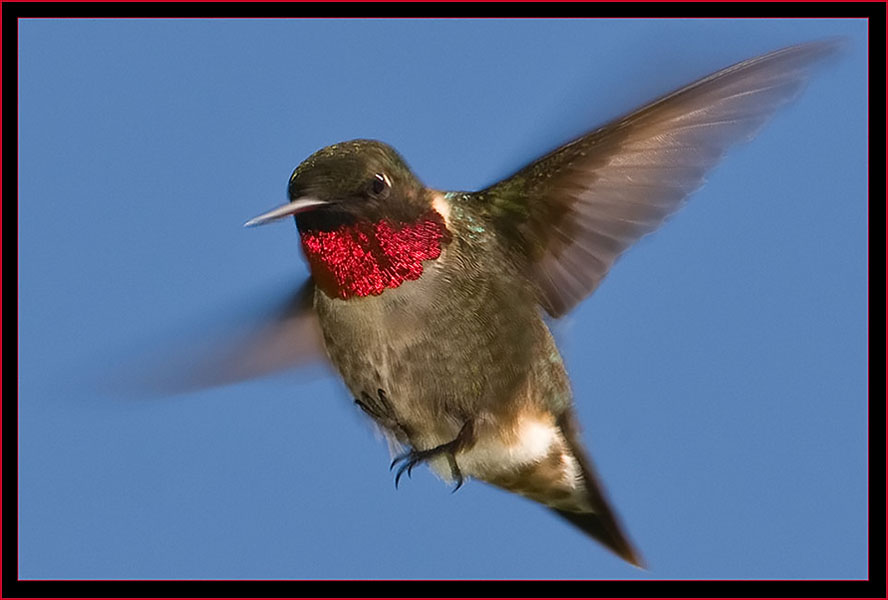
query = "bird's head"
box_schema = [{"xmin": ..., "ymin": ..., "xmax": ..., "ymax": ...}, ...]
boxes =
[
  {"xmin": 246, "ymin": 140, "xmax": 452, "ymax": 300},
  {"xmin": 246, "ymin": 139, "xmax": 433, "ymax": 231}
]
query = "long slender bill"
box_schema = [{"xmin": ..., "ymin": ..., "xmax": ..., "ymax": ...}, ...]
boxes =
[{"xmin": 244, "ymin": 197, "xmax": 328, "ymax": 227}]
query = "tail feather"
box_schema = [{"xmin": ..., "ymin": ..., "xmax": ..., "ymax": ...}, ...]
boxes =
[
  {"xmin": 461, "ymin": 408, "xmax": 644, "ymax": 566},
  {"xmin": 550, "ymin": 508, "xmax": 645, "ymax": 568},
  {"xmin": 554, "ymin": 411, "xmax": 645, "ymax": 568}
]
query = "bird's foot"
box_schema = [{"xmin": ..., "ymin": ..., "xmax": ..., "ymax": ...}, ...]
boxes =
[
  {"xmin": 390, "ymin": 421, "xmax": 474, "ymax": 492},
  {"xmin": 355, "ymin": 389, "xmax": 394, "ymax": 422}
]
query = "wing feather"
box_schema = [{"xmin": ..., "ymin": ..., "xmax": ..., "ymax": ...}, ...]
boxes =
[
  {"xmin": 479, "ymin": 40, "xmax": 841, "ymax": 317},
  {"xmin": 108, "ymin": 278, "xmax": 327, "ymax": 396}
]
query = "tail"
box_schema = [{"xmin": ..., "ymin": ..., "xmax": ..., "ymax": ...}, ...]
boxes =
[
  {"xmin": 551, "ymin": 411, "xmax": 645, "ymax": 568},
  {"xmin": 480, "ymin": 409, "xmax": 644, "ymax": 568}
]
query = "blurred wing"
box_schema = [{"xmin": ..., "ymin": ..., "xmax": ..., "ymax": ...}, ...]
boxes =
[
  {"xmin": 480, "ymin": 40, "xmax": 840, "ymax": 317},
  {"xmin": 110, "ymin": 278, "xmax": 328, "ymax": 396}
]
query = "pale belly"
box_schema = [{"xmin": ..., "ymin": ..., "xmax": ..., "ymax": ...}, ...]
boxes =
[{"xmin": 312, "ymin": 275, "xmax": 575, "ymax": 486}]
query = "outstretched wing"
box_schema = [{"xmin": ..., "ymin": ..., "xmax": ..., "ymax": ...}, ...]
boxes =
[
  {"xmin": 479, "ymin": 40, "xmax": 840, "ymax": 317},
  {"xmin": 108, "ymin": 278, "xmax": 328, "ymax": 396}
]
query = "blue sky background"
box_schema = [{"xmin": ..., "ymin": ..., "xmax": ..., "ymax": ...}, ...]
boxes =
[{"xmin": 18, "ymin": 19, "xmax": 868, "ymax": 580}]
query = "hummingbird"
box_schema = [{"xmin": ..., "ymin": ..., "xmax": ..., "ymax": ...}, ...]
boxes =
[{"xmin": 160, "ymin": 41, "xmax": 839, "ymax": 568}]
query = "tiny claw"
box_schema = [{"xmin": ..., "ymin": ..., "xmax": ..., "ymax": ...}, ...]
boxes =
[
  {"xmin": 388, "ymin": 422, "xmax": 474, "ymax": 491},
  {"xmin": 390, "ymin": 450, "xmax": 410, "ymax": 471},
  {"xmin": 391, "ymin": 451, "xmax": 415, "ymax": 489},
  {"xmin": 447, "ymin": 454, "xmax": 465, "ymax": 493}
]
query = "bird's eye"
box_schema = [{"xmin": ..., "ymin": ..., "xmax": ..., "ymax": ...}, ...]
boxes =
[{"xmin": 369, "ymin": 173, "xmax": 391, "ymax": 199}]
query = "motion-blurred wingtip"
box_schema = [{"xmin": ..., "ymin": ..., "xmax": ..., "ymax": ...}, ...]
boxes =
[{"xmin": 785, "ymin": 36, "xmax": 849, "ymax": 65}]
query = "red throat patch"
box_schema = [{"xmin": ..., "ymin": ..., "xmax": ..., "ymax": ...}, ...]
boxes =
[{"xmin": 300, "ymin": 210, "xmax": 451, "ymax": 299}]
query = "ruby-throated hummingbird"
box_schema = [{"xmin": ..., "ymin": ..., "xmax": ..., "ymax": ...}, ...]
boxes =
[{"xmin": 162, "ymin": 41, "xmax": 840, "ymax": 568}]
